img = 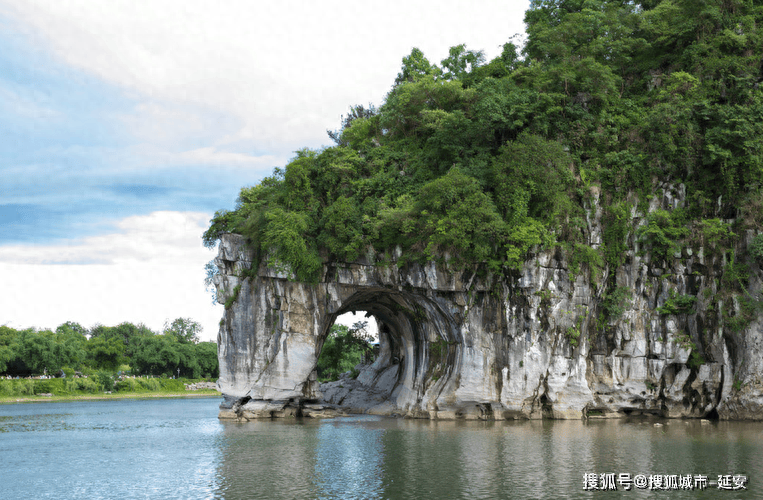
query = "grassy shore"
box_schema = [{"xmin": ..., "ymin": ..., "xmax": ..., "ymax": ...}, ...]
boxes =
[
  {"xmin": 0, "ymin": 389, "xmax": 221, "ymax": 404},
  {"xmin": 0, "ymin": 376, "xmax": 220, "ymax": 404}
]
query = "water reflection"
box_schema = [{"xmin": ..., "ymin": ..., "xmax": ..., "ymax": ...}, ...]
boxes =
[
  {"xmin": 215, "ymin": 417, "xmax": 763, "ymax": 499},
  {"xmin": 0, "ymin": 399, "xmax": 224, "ymax": 500},
  {"xmin": 215, "ymin": 419, "xmax": 318, "ymax": 498},
  {"xmin": 2, "ymin": 399, "xmax": 762, "ymax": 499},
  {"xmin": 315, "ymin": 418, "xmax": 386, "ymax": 498}
]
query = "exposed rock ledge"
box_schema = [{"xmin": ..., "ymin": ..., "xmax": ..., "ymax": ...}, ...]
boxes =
[{"xmin": 214, "ymin": 188, "xmax": 763, "ymax": 421}]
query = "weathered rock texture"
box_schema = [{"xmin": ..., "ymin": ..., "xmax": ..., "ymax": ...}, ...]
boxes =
[{"xmin": 214, "ymin": 186, "xmax": 763, "ymax": 420}]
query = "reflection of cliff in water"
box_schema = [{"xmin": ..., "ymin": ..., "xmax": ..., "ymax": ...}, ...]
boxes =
[
  {"xmin": 214, "ymin": 417, "xmax": 385, "ymax": 498},
  {"xmin": 213, "ymin": 416, "xmax": 762, "ymax": 499}
]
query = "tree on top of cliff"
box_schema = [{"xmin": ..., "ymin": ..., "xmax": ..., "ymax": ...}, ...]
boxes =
[{"xmin": 204, "ymin": 0, "xmax": 763, "ymax": 284}]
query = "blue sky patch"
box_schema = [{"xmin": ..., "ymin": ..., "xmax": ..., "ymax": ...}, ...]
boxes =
[
  {"xmin": 105, "ymin": 184, "xmax": 173, "ymax": 199},
  {"xmin": 0, "ymin": 16, "xmax": 269, "ymax": 246}
]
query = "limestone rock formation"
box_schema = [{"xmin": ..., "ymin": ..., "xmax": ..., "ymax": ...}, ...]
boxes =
[{"xmin": 214, "ymin": 185, "xmax": 763, "ymax": 420}]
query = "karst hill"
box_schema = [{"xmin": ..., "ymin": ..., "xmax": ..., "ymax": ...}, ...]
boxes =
[{"xmin": 205, "ymin": 0, "xmax": 763, "ymax": 420}]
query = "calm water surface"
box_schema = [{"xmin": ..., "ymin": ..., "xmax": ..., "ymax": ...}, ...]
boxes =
[{"xmin": 1, "ymin": 398, "xmax": 762, "ymax": 499}]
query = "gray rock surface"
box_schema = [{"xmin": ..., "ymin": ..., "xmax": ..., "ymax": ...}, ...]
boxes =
[{"xmin": 214, "ymin": 185, "xmax": 763, "ymax": 420}]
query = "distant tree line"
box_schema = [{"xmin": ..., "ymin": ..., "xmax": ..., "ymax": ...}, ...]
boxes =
[{"xmin": 0, "ymin": 318, "xmax": 218, "ymax": 379}]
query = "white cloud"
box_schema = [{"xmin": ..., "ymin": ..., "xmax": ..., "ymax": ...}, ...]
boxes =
[
  {"xmin": 0, "ymin": 211, "xmax": 223, "ymax": 341},
  {"xmin": 0, "ymin": 0, "xmax": 532, "ymax": 343},
  {"xmin": 119, "ymin": 102, "xmax": 217, "ymax": 146},
  {"xmin": 2, "ymin": 0, "xmax": 529, "ymax": 152},
  {"xmin": 0, "ymin": 211, "xmax": 211, "ymax": 265}
]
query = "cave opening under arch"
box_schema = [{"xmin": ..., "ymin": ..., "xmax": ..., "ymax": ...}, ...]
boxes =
[{"xmin": 310, "ymin": 287, "xmax": 462, "ymax": 416}]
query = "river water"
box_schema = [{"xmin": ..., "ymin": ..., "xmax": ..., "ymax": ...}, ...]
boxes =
[{"xmin": 1, "ymin": 397, "xmax": 761, "ymax": 499}]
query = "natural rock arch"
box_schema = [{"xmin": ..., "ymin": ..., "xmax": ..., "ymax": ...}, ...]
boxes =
[
  {"xmin": 215, "ymin": 234, "xmax": 506, "ymax": 420},
  {"xmin": 320, "ymin": 288, "xmax": 464, "ymax": 417},
  {"xmin": 214, "ymin": 230, "xmax": 763, "ymax": 421}
]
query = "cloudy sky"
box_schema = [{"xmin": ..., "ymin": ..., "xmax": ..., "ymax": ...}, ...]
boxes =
[{"xmin": 0, "ymin": 0, "xmax": 528, "ymax": 341}]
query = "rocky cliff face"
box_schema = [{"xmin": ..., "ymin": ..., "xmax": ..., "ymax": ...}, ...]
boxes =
[{"xmin": 214, "ymin": 186, "xmax": 763, "ymax": 420}]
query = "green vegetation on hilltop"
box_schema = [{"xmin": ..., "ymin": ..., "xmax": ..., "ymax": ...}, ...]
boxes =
[{"xmin": 204, "ymin": 0, "xmax": 762, "ymax": 295}]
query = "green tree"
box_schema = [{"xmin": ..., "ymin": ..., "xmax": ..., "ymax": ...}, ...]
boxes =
[
  {"xmin": 317, "ymin": 322, "xmax": 372, "ymax": 382},
  {"xmin": 86, "ymin": 336, "xmax": 126, "ymax": 371},
  {"xmin": 176, "ymin": 342, "xmax": 202, "ymax": 378},
  {"xmin": 194, "ymin": 342, "xmax": 219, "ymax": 378},
  {"xmin": 0, "ymin": 326, "xmax": 19, "ymax": 374},
  {"xmin": 318, "ymin": 196, "xmax": 364, "ymax": 261},
  {"xmin": 415, "ymin": 168, "xmax": 509, "ymax": 271},
  {"xmin": 261, "ymin": 207, "xmax": 322, "ymax": 282},
  {"xmin": 394, "ymin": 47, "xmax": 440, "ymax": 85},
  {"xmin": 636, "ymin": 209, "xmax": 690, "ymax": 262},
  {"xmin": 163, "ymin": 318, "xmax": 202, "ymax": 345},
  {"xmin": 14, "ymin": 329, "xmax": 82, "ymax": 374},
  {"xmin": 327, "ymin": 104, "xmax": 377, "ymax": 146},
  {"xmin": 131, "ymin": 335, "xmax": 181, "ymax": 376},
  {"xmin": 471, "ymin": 41, "xmax": 522, "ymax": 81},
  {"xmin": 491, "ymin": 133, "xmax": 574, "ymax": 224},
  {"xmin": 55, "ymin": 321, "xmax": 88, "ymax": 337},
  {"xmin": 89, "ymin": 321, "xmax": 154, "ymax": 360},
  {"xmin": 440, "ymin": 44, "xmax": 485, "ymax": 82}
]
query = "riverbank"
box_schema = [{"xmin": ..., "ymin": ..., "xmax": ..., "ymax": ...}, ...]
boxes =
[
  {"xmin": 0, "ymin": 390, "xmax": 221, "ymax": 404},
  {"xmin": 0, "ymin": 376, "xmax": 221, "ymax": 404}
]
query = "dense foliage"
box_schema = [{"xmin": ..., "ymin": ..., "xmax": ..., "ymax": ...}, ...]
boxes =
[
  {"xmin": 0, "ymin": 318, "xmax": 218, "ymax": 379},
  {"xmin": 204, "ymin": 0, "xmax": 762, "ymax": 301},
  {"xmin": 317, "ymin": 322, "xmax": 374, "ymax": 382}
]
